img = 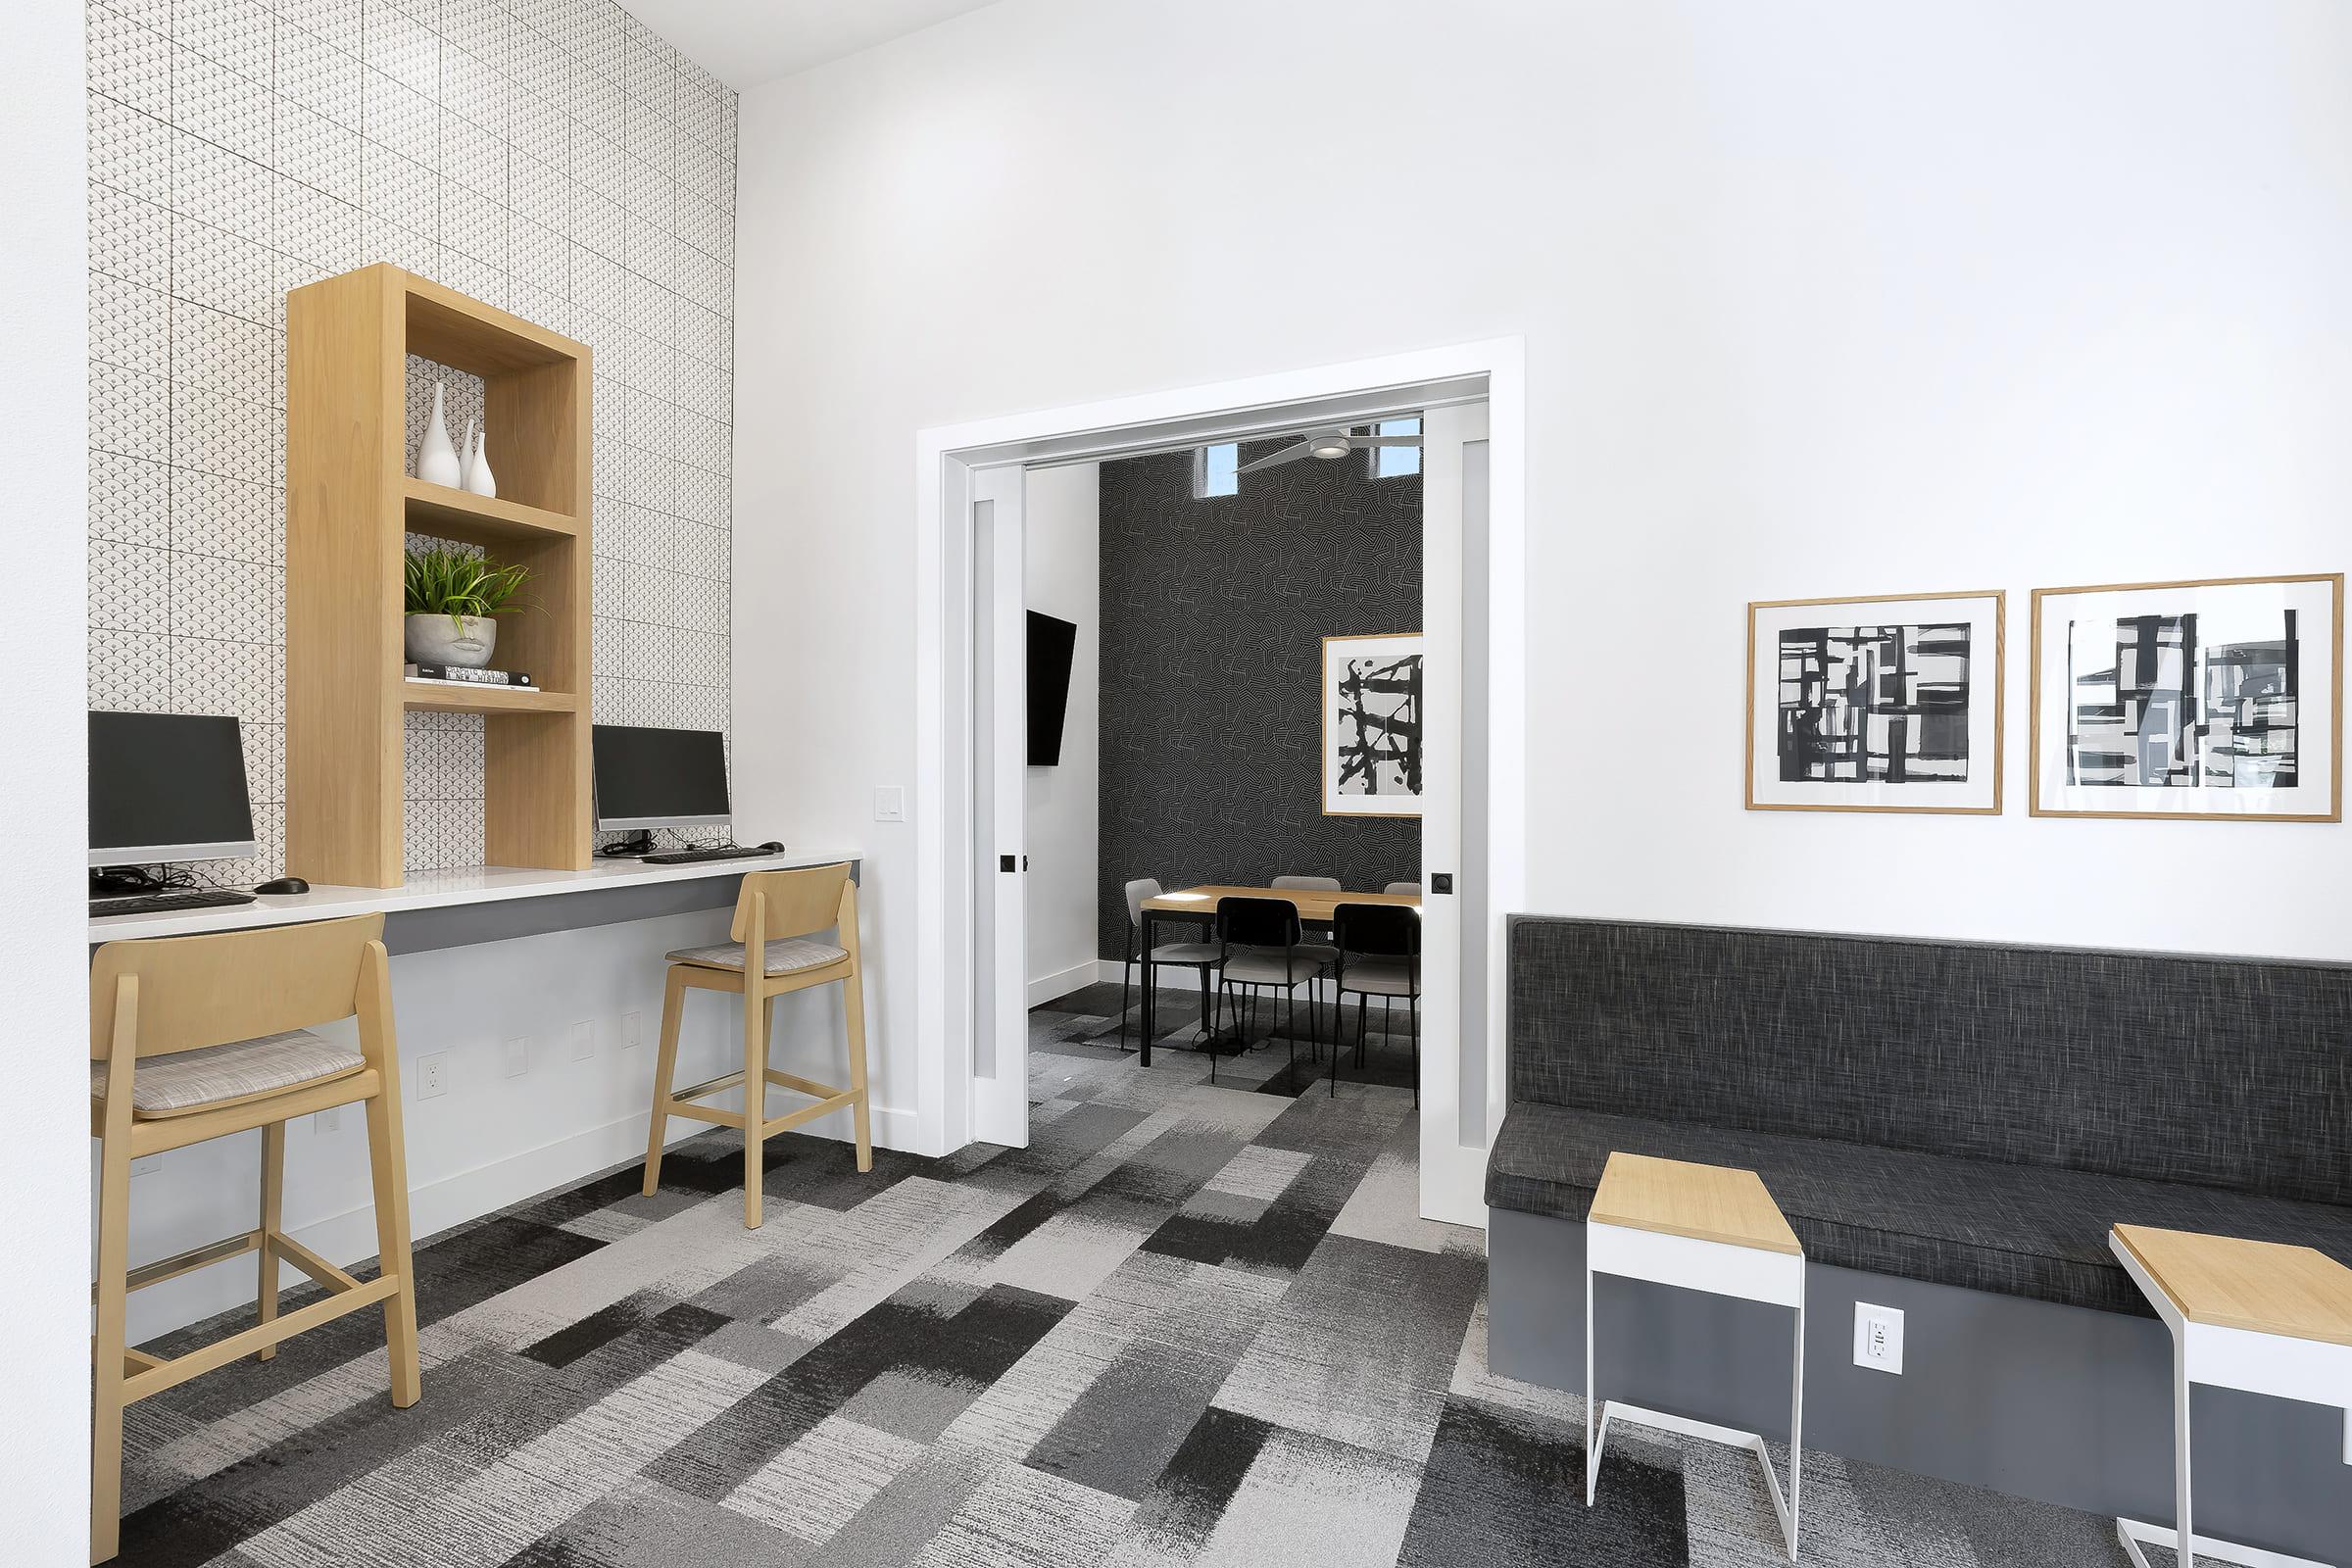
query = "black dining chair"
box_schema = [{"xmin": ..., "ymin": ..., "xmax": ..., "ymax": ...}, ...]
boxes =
[
  {"xmin": 1331, "ymin": 902, "xmax": 1420, "ymax": 1102},
  {"xmin": 1212, "ymin": 896, "xmax": 1323, "ymax": 1084}
]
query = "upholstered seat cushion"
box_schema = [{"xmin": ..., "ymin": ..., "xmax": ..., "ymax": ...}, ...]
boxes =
[
  {"xmin": 1485, "ymin": 1102, "xmax": 2352, "ymax": 1317},
  {"xmin": 93, "ymin": 1028, "xmax": 366, "ymax": 1118},
  {"xmin": 1221, "ymin": 950, "xmax": 1324, "ymax": 986},
  {"xmin": 667, "ymin": 937, "xmax": 850, "ymax": 976},
  {"xmin": 1338, "ymin": 957, "xmax": 1417, "ymax": 998},
  {"xmin": 1148, "ymin": 942, "xmax": 1223, "ymax": 965}
]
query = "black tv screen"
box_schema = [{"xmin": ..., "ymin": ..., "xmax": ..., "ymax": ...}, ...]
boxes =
[{"xmin": 1026, "ymin": 612, "xmax": 1078, "ymax": 766}]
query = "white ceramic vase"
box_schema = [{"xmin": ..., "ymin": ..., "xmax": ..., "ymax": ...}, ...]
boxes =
[
  {"xmin": 465, "ymin": 424, "xmax": 497, "ymax": 499},
  {"xmin": 405, "ymin": 613, "xmax": 498, "ymax": 669},
  {"xmin": 417, "ymin": 382, "xmax": 463, "ymax": 487}
]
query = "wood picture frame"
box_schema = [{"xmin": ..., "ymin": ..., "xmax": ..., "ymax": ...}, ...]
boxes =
[
  {"xmin": 2029, "ymin": 572, "xmax": 2343, "ymax": 822},
  {"xmin": 1322, "ymin": 631, "xmax": 1423, "ymax": 817},
  {"xmin": 1745, "ymin": 590, "xmax": 2006, "ymax": 814}
]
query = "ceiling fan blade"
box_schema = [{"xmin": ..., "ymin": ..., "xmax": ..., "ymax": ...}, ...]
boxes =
[
  {"xmin": 1353, "ymin": 434, "xmax": 1424, "ymax": 447},
  {"xmin": 1237, "ymin": 439, "xmax": 1316, "ymax": 474}
]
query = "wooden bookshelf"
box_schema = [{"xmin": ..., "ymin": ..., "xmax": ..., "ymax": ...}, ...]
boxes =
[{"xmin": 286, "ymin": 264, "xmax": 593, "ymax": 888}]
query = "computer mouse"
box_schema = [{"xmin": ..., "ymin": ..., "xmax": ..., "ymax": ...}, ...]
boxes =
[
  {"xmin": 755, "ymin": 841, "xmax": 786, "ymax": 854},
  {"xmin": 254, "ymin": 876, "xmax": 311, "ymax": 896}
]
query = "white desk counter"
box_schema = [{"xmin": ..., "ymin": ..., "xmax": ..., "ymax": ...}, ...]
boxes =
[{"xmin": 91, "ymin": 849, "xmax": 864, "ymax": 947}]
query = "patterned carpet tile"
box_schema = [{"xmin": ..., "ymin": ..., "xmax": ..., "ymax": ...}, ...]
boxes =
[{"xmin": 111, "ymin": 1001, "xmax": 2136, "ymax": 1567}]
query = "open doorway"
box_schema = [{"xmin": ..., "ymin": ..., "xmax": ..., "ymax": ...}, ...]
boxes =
[{"xmin": 916, "ymin": 342, "xmax": 1524, "ymax": 1227}]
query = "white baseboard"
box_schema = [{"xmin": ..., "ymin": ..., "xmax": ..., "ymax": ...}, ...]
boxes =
[
  {"xmin": 1027, "ymin": 959, "xmax": 1103, "ymax": 1006},
  {"xmin": 124, "ymin": 1099, "xmax": 919, "ymax": 1343}
]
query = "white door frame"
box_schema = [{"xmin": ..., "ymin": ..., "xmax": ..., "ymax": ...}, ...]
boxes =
[{"xmin": 913, "ymin": 337, "xmax": 1526, "ymax": 1226}]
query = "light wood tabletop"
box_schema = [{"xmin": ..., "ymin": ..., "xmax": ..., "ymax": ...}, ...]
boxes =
[
  {"xmin": 1591, "ymin": 1152, "xmax": 1802, "ymax": 1255},
  {"xmin": 1140, "ymin": 884, "xmax": 1420, "ymax": 926},
  {"xmin": 2114, "ymin": 1224, "xmax": 2352, "ymax": 1348}
]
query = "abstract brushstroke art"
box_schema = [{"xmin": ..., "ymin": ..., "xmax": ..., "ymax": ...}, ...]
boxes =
[
  {"xmin": 1324, "ymin": 633, "xmax": 1424, "ymax": 816},
  {"xmin": 1748, "ymin": 592, "xmax": 2004, "ymax": 812},
  {"xmin": 2033, "ymin": 574, "xmax": 2343, "ymax": 820}
]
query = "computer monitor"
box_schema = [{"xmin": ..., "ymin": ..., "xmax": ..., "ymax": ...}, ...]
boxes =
[
  {"xmin": 88, "ymin": 711, "xmax": 258, "ymax": 867},
  {"xmin": 591, "ymin": 724, "xmax": 730, "ymax": 831}
]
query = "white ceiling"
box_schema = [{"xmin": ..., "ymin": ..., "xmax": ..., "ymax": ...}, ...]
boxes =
[{"xmin": 618, "ymin": 0, "xmax": 1004, "ymax": 91}]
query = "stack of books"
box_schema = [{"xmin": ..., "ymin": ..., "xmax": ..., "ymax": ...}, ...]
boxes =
[{"xmin": 403, "ymin": 662, "xmax": 535, "ymax": 688}]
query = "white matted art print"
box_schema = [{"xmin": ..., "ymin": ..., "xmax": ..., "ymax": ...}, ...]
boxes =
[
  {"xmin": 1323, "ymin": 633, "xmax": 1423, "ymax": 816},
  {"xmin": 2031, "ymin": 573, "xmax": 2343, "ymax": 821},
  {"xmin": 1746, "ymin": 591, "xmax": 2004, "ymax": 813}
]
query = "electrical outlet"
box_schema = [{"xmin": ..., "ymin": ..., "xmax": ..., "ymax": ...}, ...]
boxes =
[
  {"xmin": 622, "ymin": 1010, "xmax": 642, "ymax": 1050},
  {"xmin": 1854, "ymin": 1302, "xmax": 1904, "ymax": 1375},
  {"xmin": 504, "ymin": 1036, "xmax": 530, "ymax": 1078},
  {"xmin": 569, "ymin": 1020, "xmax": 594, "ymax": 1060},
  {"xmin": 416, "ymin": 1052, "xmax": 451, "ymax": 1101},
  {"xmin": 315, "ymin": 1106, "xmax": 341, "ymax": 1134},
  {"xmin": 873, "ymin": 785, "xmax": 906, "ymax": 822},
  {"xmin": 130, "ymin": 1154, "xmax": 162, "ymax": 1176}
]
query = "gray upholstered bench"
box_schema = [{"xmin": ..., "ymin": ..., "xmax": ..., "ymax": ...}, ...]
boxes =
[{"xmin": 1484, "ymin": 915, "xmax": 2352, "ymax": 1554}]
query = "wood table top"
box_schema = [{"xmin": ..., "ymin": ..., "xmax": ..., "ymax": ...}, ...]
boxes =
[
  {"xmin": 1590, "ymin": 1152, "xmax": 1802, "ymax": 1255},
  {"xmin": 1140, "ymin": 884, "xmax": 1421, "ymax": 925},
  {"xmin": 2114, "ymin": 1224, "xmax": 2352, "ymax": 1348}
]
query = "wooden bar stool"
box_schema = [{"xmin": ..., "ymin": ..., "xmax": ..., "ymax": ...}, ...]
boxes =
[
  {"xmin": 642, "ymin": 862, "xmax": 872, "ymax": 1228},
  {"xmin": 89, "ymin": 913, "xmax": 420, "ymax": 1565}
]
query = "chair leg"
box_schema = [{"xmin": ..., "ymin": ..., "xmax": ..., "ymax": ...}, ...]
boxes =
[
  {"xmin": 363, "ymin": 1072, "xmax": 421, "ymax": 1408},
  {"xmin": 91, "ymin": 1118, "xmax": 132, "ymax": 1565},
  {"xmin": 1329, "ymin": 988, "xmax": 1342, "ymax": 1098},
  {"xmin": 1118, "ymin": 955, "xmax": 1134, "ymax": 1050},
  {"xmin": 843, "ymin": 963, "xmax": 873, "ymax": 1174},
  {"xmin": 742, "ymin": 980, "xmax": 766, "ymax": 1229},
  {"xmin": 643, "ymin": 966, "xmax": 687, "ymax": 1197},
  {"xmin": 257, "ymin": 1119, "xmax": 285, "ymax": 1361},
  {"xmin": 1409, "ymin": 995, "xmax": 1420, "ymax": 1108}
]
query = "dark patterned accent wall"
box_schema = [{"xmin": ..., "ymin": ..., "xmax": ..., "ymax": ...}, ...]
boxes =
[{"xmin": 1097, "ymin": 441, "xmax": 1422, "ymax": 960}]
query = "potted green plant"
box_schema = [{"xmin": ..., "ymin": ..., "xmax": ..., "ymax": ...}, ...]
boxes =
[{"xmin": 404, "ymin": 546, "xmax": 530, "ymax": 669}]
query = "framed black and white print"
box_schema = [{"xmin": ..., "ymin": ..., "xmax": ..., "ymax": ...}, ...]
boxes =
[
  {"xmin": 2031, "ymin": 573, "xmax": 2343, "ymax": 821},
  {"xmin": 1746, "ymin": 591, "xmax": 2005, "ymax": 813},
  {"xmin": 1323, "ymin": 633, "xmax": 1423, "ymax": 817}
]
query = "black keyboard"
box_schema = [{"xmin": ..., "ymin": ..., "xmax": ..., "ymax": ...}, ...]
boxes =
[
  {"xmin": 641, "ymin": 846, "xmax": 775, "ymax": 865},
  {"xmin": 90, "ymin": 888, "xmax": 258, "ymax": 918}
]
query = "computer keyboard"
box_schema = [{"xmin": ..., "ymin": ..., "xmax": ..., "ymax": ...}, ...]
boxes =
[
  {"xmin": 640, "ymin": 846, "xmax": 775, "ymax": 865},
  {"xmin": 90, "ymin": 888, "xmax": 259, "ymax": 918}
]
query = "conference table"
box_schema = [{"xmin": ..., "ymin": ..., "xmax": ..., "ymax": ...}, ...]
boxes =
[{"xmin": 1134, "ymin": 882, "xmax": 1421, "ymax": 1067}]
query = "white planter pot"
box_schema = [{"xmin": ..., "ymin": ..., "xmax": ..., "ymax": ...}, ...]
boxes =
[{"xmin": 405, "ymin": 613, "xmax": 498, "ymax": 668}]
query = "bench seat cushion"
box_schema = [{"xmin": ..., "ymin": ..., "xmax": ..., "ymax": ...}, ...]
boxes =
[{"xmin": 1487, "ymin": 1102, "xmax": 2352, "ymax": 1316}]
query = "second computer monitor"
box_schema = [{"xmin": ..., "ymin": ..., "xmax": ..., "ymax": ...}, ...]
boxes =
[
  {"xmin": 591, "ymin": 724, "xmax": 730, "ymax": 831},
  {"xmin": 89, "ymin": 710, "xmax": 259, "ymax": 867}
]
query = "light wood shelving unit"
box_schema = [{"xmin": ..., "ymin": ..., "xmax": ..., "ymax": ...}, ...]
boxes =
[{"xmin": 286, "ymin": 264, "xmax": 593, "ymax": 888}]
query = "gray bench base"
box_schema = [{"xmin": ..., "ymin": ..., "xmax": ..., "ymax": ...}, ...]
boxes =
[{"xmin": 1490, "ymin": 1207, "xmax": 2352, "ymax": 1561}]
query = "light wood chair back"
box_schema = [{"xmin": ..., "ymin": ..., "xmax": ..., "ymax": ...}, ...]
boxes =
[
  {"xmin": 730, "ymin": 862, "xmax": 853, "ymax": 946},
  {"xmin": 90, "ymin": 913, "xmax": 384, "ymax": 1060}
]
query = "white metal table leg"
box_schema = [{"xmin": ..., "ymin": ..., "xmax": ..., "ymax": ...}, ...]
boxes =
[
  {"xmin": 1788, "ymin": 1272, "xmax": 1804, "ymax": 1561},
  {"xmin": 1585, "ymin": 1242, "xmax": 1597, "ymax": 1506},
  {"xmin": 2174, "ymin": 1338, "xmax": 2193, "ymax": 1568}
]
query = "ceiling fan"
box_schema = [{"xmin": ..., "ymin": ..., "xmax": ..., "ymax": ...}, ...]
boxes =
[{"xmin": 1236, "ymin": 424, "xmax": 1422, "ymax": 475}]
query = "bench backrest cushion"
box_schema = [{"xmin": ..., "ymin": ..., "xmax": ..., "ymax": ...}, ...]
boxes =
[{"xmin": 1507, "ymin": 916, "xmax": 2352, "ymax": 1208}]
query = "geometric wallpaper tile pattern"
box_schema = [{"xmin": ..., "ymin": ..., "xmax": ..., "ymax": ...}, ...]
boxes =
[{"xmin": 86, "ymin": 0, "xmax": 735, "ymax": 877}]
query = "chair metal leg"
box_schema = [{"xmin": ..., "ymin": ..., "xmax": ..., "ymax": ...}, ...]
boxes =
[
  {"xmin": 1118, "ymin": 954, "xmax": 1135, "ymax": 1050},
  {"xmin": 1409, "ymin": 993, "xmax": 1420, "ymax": 1107},
  {"xmin": 1328, "ymin": 986, "xmax": 1343, "ymax": 1098}
]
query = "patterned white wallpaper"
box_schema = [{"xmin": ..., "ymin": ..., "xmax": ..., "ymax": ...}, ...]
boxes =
[{"xmin": 86, "ymin": 0, "xmax": 736, "ymax": 878}]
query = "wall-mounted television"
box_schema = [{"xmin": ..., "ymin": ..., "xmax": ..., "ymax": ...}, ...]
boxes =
[{"xmin": 1027, "ymin": 611, "xmax": 1078, "ymax": 766}]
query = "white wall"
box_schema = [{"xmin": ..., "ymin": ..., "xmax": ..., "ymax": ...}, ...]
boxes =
[
  {"xmin": 1022, "ymin": 463, "xmax": 1101, "ymax": 1004},
  {"xmin": 730, "ymin": 0, "xmax": 2352, "ymax": 1150},
  {"xmin": 1, "ymin": 4, "xmax": 89, "ymax": 1555}
]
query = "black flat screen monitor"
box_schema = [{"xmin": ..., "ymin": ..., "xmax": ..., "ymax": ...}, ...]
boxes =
[
  {"xmin": 592, "ymin": 725, "xmax": 730, "ymax": 831},
  {"xmin": 1027, "ymin": 611, "xmax": 1078, "ymax": 766},
  {"xmin": 89, "ymin": 711, "xmax": 258, "ymax": 867}
]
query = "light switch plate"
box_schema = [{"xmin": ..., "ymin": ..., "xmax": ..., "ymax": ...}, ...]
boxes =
[
  {"xmin": 504, "ymin": 1036, "xmax": 530, "ymax": 1078},
  {"xmin": 622, "ymin": 1010, "xmax": 642, "ymax": 1050},
  {"xmin": 569, "ymin": 1020, "xmax": 594, "ymax": 1060},
  {"xmin": 873, "ymin": 785, "xmax": 906, "ymax": 822},
  {"xmin": 1854, "ymin": 1302, "xmax": 1904, "ymax": 1374}
]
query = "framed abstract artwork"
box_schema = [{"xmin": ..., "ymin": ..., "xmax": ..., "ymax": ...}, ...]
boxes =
[
  {"xmin": 1746, "ymin": 591, "xmax": 2005, "ymax": 813},
  {"xmin": 2030, "ymin": 573, "xmax": 2343, "ymax": 821},
  {"xmin": 1323, "ymin": 632, "xmax": 1423, "ymax": 816}
]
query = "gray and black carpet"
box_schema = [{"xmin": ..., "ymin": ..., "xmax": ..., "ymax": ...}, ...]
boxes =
[{"xmin": 114, "ymin": 986, "xmax": 2132, "ymax": 1565}]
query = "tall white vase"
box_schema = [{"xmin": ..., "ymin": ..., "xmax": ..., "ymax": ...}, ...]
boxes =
[
  {"xmin": 417, "ymin": 381, "xmax": 462, "ymax": 487},
  {"xmin": 465, "ymin": 423, "xmax": 497, "ymax": 499},
  {"xmin": 458, "ymin": 416, "xmax": 479, "ymax": 490}
]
